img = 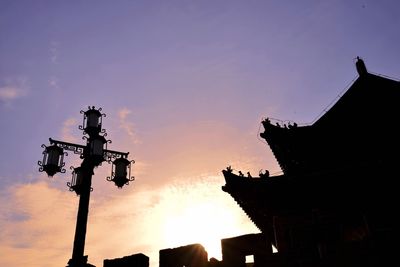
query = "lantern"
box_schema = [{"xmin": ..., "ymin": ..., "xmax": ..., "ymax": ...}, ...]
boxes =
[
  {"xmin": 81, "ymin": 106, "xmax": 104, "ymax": 135},
  {"xmin": 89, "ymin": 135, "xmax": 107, "ymax": 165},
  {"xmin": 38, "ymin": 144, "xmax": 65, "ymax": 177},
  {"xmin": 68, "ymin": 167, "xmax": 85, "ymax": 195},
  {"xmin": 107, "ymin": 157, "xmax": 135, "ymax": 188}
]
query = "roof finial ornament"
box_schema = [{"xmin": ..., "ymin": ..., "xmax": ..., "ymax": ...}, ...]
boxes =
[{"xmin": 355, "ymin": 56, "xmax": 368, "ymax": 76}]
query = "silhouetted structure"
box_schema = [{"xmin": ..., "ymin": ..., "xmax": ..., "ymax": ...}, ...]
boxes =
[
  {"xmin": 158, "ymin": 235, "xmax": 274, "ymax": 267},
  {"xmin": 159, "ymin": 244, "xmax": 208, "ymax": 267},
  {"xmin": 221, "ymin": 234, "xmax": 272, "ymax": 267},
  {"xmin": 38, "ymin": 107, "xmax": 135, "ymax": 267},
  {"xmin": 104, "ymin": 253, "xmax": 149, "ymax": 267},
  {"xmin": 222, "ymin": 58, "xmax": 398, "ymax": 266}
]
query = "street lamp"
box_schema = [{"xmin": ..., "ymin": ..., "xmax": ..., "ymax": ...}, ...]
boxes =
[
  {"xmin": 88, "ymin": 134, "xmax": 108, "ymax": 166},
  {"xmin": 79, "ymin": 106, "xmax": 105, "ymax": 135},
  {"xmin": 38, "ymin": 144, "xmax": 66, "ymax": 177},
  {"xmin": 107, "ymin": 157, "xmax": 135, "ymax": 188},
  {"xmin": 38, "ymin": 106, "xmax": 135, "ymax": 267},
  {"xmin": 67, "ymin": 167, "xmax": 86, "ymax": 195}
]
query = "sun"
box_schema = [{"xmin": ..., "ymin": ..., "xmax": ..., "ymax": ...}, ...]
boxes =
[
  {"xmin": 159, "ymin": 176, "xmax": 260, "ymax": 261},
  {"xmin": 162, "ymin": 200, "xmax": 247, "ymax": 260}
]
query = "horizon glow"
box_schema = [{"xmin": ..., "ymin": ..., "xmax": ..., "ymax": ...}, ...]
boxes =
[{"xmin": 1, "ymin": 1, "xmax": 400, "ymax": 266}]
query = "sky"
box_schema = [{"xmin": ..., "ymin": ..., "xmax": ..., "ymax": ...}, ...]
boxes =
[{"xmin": 1, "ymin": 1, "xmax": 400, "ymax": 266}]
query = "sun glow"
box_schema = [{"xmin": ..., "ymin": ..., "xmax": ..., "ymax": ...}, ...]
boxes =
[{"xmin": 162, "ymin": 198, "xmax": 250, "ymax": 260}]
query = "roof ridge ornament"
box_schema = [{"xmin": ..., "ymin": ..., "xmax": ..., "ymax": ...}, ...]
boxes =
[{"xmin": 355, "ymin": 56, "xmax": 368, "ymax": 76}]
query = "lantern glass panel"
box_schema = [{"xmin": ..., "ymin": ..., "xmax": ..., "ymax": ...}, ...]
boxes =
[
  {"xmin": 91, "ymin": 139, "xmax": 104, "ymax": 156},
  {"xmin": 115, "ymin": 160, "xmax": 128, "ymax": 178},
  {"xmin": 87, "ymin": 112, "xmax": 100, "ymax": 128},
  {"xmin": 75, "ymin": 169, "xmax": 84, "ymax": 186},
  {"xmin": 47, "ymin": 146, "xmax": 61, "ymax": 166}
]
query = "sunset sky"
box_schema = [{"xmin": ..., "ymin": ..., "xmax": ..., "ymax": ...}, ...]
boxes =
[{"xmin": 1, "ymin": 1, "xmax": 400, "ymax": 266}]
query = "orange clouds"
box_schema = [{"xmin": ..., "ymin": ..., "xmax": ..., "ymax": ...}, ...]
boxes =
[
  {"xmin": 0, "ymin": 182, "xmax": 76, "ymax": 267},
  {"xmin": 0, "ymin": 110, "xmax": 279, "ymax": 267},
  {"xmin": 118, "ymin": 107, "xmax": 141, "ymax": 144},
  {"xmin": 0, "ymin": 174, "xmax": 259, "ymax": 267},
  {"xmin": 60, "ymin": 118, "xmax": 79, "ymax": 143},
  {"xmin": 129, "ymin": 119, "xmax": 280, "ymax": 189}
]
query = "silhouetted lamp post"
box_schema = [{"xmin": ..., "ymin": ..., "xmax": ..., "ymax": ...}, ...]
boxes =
[{"xmin": 38, "ymin": 106, "xmax": 135, "ymax": 267}]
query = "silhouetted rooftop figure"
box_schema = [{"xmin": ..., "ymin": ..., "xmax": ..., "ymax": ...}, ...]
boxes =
[
  {"xmin": 259, "ymin": 169, "xmax": 270, "ymax": 178},
  {"xmin": 356, "ymin": 56, "xmax": 368, "ymax": 76},
  {"xmin": 247, "ymin": 171, "xmax": 252, "ymax": 178},
  {"xmin": 226, "ymin": 165, "xmax": 233, "ymax": 173},
  {"xmin": 288, "ymin": 122, "xmax": 298, "ymax": 129},
  {"xmin": 238, "ymin": 171, "xmax": 244, "ymax": 177}
]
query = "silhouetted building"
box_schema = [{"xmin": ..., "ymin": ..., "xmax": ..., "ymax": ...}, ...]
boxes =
[
  {"xmin": 222, "ymin": 57, "xmax": 398, "ymax": 266},
  {"xmin": 159, "ymin": 244, "xmax": 208, "ymax": 267},
  {"xmin": 104, "ymin": 253, "xmax": 149, "ymax": 267},
  {"xmin": 221, "ymin": 234, "xmax": 272, "ymax": 267}
]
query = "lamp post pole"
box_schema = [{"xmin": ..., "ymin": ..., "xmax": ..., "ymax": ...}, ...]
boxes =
[
  {"xmin": 69, "ymin": 160, "xmax": 94, "ymax": 267},
  {"xmin": 38, "ymin": 106, "xmax": 135, "ymax": 267}
]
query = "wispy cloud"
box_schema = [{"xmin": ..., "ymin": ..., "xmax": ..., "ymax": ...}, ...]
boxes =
[
  {"xmin": 0, "ymin": 86, "xmax": 25, "ymax": 101},
  {"xmin": 0, "ymin": 78, "xmax": 29, "ymax": 104},
  {"xmin": 60, "ymin": 118, "xmax": 79, "ymax": 143},
  {"xmin": 118, "ymin": 107, "xmax": 141, "ymax": 144},
  {"xmin": 48, "ymin": 76, "xmax": 60, "ymax": 90},
  {"xmin": 50, "ymin": 41, "xmax": 59, "ymax": 64}
]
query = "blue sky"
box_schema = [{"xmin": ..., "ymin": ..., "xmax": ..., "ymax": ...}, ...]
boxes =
[{"xmin": 1, "ymin": 1, "xmax": 400, "ymax": 266}]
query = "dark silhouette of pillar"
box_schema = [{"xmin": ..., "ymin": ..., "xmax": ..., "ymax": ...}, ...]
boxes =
[{"xmin": 68, "ymin": 162, "xmax": 94, "ymax": 267}]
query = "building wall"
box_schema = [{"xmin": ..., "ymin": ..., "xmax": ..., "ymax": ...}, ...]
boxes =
[
  {"xmin": 221, "ymin": 233, "xmax": 272, "ymax": 267},
  {"xmin": 103, "ymin": 253, "xmax": 149, "ymax": 267},
  {"xmin": 159, "ymin": 244, "xmax": 208, "ymax": 267}
]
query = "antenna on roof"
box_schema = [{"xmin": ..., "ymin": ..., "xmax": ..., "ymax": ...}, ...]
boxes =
[{"xmin": 355, "ymin": 56, "xmax": 368, "ymax": 76}]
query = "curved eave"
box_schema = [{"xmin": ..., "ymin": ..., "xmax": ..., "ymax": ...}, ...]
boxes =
[
  {"xmin": 222, "ymin": 167, "xmax": 396, "ymax": 224},
  {"xmin": 259, "ymin": 121, "xmax": 313, "ymax": 175},
  {"xmin": 222, "ymin": 170, "xmax": 291, "ymax": 234}
]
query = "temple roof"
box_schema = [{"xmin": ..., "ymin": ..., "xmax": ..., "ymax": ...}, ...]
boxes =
[
  {"xmin": 260, "ymin": 60, "xmax": 400, "ymax": 176},
  {"xmin": 223, "ymin": 58, "xmax": 399, "ymax": 232}
]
